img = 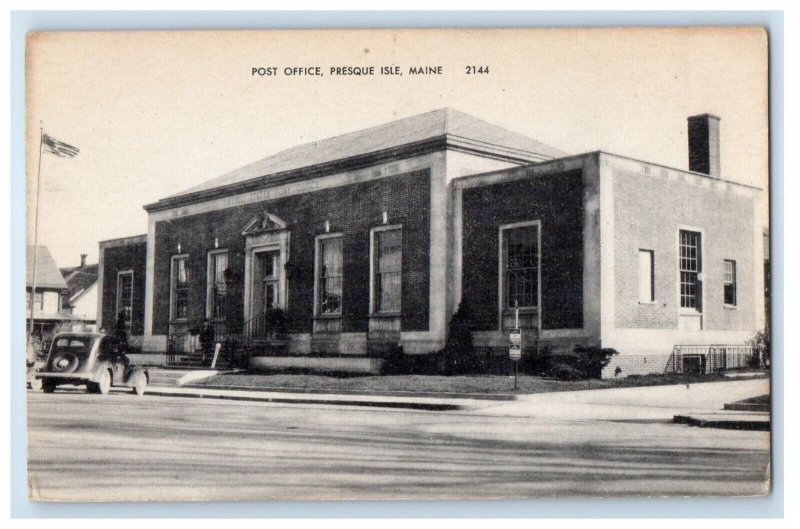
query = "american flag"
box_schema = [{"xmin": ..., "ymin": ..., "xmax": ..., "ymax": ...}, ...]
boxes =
[{"xmin": 42, "ymin": 133, "xmax": 79, "ymax": 158}]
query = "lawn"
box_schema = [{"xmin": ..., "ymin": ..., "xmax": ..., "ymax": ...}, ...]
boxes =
[{"xmin": 191, "ymin": 370, "xmax": 768, "ymax": 396}]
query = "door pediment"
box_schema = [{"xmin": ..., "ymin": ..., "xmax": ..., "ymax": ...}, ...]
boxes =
[{"xmin": 242, "ymin": 212, "xmax": 288, "ymax": 237}]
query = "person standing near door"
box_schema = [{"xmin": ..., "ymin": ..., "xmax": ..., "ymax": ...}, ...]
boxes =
[
  {"xmin": 199, "ymin": 319, "xmax": 215, "ymax": 366},
  {"xmin": 115, "ymin": 309, "xmax": 130, "ymax": 354}
]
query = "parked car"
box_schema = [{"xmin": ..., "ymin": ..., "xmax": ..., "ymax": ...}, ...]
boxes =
[{"xmin": 36, "ymin": 332, "xmax": 148, "ymax": 395}]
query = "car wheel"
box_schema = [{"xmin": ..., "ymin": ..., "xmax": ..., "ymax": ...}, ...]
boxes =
[
  {"xmin": 131, "ymin": 372, "xmax": 147, "ymax": 396},
  {"xmin": 96, "ymin": 370, "xmax": 112, "ymax": 395},
  {"xmin": 42, "ymin": 380, "xmax": 56, "ymax": 393}
]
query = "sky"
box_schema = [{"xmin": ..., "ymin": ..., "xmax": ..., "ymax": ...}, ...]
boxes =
[{"xmin": 25, "ymin": 27, "xmax": 769, "ymax": 269}]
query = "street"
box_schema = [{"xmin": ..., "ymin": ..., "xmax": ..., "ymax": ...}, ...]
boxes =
[{"xmin": 26, "ymin": 382, "xmax": 770, "ymax": 501}]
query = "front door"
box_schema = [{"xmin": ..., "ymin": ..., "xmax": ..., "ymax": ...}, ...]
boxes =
[{"xmin": 251, "ymin": 249, "xmax": 281, "ymax": 317}]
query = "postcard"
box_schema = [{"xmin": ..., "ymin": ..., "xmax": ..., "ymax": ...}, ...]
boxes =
[{"xmin": 25, "ymin": 27, "xmax": 770, "ymax": 501}]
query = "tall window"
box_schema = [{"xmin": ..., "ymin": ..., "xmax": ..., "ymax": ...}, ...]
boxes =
[
  {"xmin": 317, "ymin": 236, "xmax": 343, "ymax": 316},
  {"xmin": 117, "ymin": 271, "xmax": 133, "ymax": 324},
  {"xmin": 171, "ymin": 255, "xmax": 189, "ymax": 320},
  {"xmin": 26, "ymin": 291, "xmax": 43, "ymax": 311},
  {"xmin": 723, "ymin": 259, "xmax": 737, "ymax": 306},
  {"xmin": 373, "ymin": 228, "xmax": 402, "ymax": 313},
  {"xmin": 503, "ymin": 224, "xmax": 539, "ymax": 309},
  {"xmin": 208, "ymin": 251, "xmax": 228, "ymax": 319},
  {"xmin": 679, "ymin": 230, "xmax": 702, "ymax": 310},
  {"xmin": 638, "ymin": 250, "xmax": 654, "ymax": 303}
]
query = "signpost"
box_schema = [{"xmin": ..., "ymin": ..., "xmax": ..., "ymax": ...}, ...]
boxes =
[{"xmin": 509, "ymin": 303, "xmax": 522, "ymax": 390}]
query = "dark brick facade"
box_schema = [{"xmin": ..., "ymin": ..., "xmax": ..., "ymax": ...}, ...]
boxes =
[
  {"xmin": 461, "ymin": 169, "xmax": 585, "ymax": 331},
  {"xmin": 101, "ymin": 241, "xmax": 147, "ymax": 335},
  {"xmin": 152, "ymin": 170, "xmax": 431, "ymax": 336}
]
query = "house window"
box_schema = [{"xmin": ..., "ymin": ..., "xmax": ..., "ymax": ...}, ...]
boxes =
[
  {"xmin": 316, "ymin": 235, "xmax": 343, "ymax": 316},
  {"xmin": 373, "ymin": 227, "xmax": 402, "ymax": 314},
  {"xmin": 679, "ymin": 230, "xmax": 702, "ymax": 310},
  {"xmin": 724, "ymin": 259, "xmax": 737, "ymax": 306},
  {"xmin": 171, "ymin": 255, "xmax": 189, "ymax": 320},
  {"xmin": 116, "ymin": 271, "xmax": 133, "ymax": 324},
  {"xmin": 502, "ymin": 224, "xmax": 539, "ymax": 309},
  {"xmin": 207, "ymin": 251, "xmax": 228, "ymax": 320},
  {"xmin": 638, "ymin": 250, "xmax": 654, "ymax": 303},
  {"xmin": 26, "ymin": 291, "xmax": 43, "ymax": 311}
]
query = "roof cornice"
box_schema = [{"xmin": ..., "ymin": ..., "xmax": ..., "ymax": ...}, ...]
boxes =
[
  {"xmin": 144, "ymin": 135, "xmax": 554, "ymax": 213},
  {"xmin": 99, "ymin": 234, "xmax": 148, "ymax": 248}
]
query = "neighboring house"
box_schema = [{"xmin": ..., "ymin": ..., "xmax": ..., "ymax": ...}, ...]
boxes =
[
  {"xmin": 26, "ymin": 245, "xmax": 73, "ymax": 342},
  {"xmin": 60, "ymin": 253, "xmax": 99, "ymax": 327},
  {"xmin": 97, "ymin": 108, "xmax": 766, "ymax": 375}
]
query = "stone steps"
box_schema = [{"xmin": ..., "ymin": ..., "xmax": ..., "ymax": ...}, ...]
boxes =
[
  {"xmin": 168, "ymin": 351, "xmax": 236, "ymax": 370},
  {"xmin": 147, "ymin": 368, "xmax": 221, "ymax": 388}
]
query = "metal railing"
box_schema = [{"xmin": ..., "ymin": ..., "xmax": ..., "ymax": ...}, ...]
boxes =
[
  {"xmin": 166, "ymin": 320, "xmax": 230, "ymax": 366},
  {"xmin": 241, "ymin": 312, "xmax": 288, "ymax": 341},
  {"xmin": 166, "ymin": 314, "xmax": 290, "ymax": 367},
  {"xmin": 665, "ymin": 344, "xmax": 763, "ymax": 374}
]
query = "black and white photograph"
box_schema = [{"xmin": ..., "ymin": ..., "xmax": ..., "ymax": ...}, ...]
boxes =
[{"xmin": 23, "ymin": 26, "xmax": 771, "ymax": 502}]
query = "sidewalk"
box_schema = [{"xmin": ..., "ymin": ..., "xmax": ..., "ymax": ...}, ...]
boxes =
[
  {"xmin": 143, "ymin": 374, "xmax": 771, "ymax": 424},
  {"xmin": 472, "ymin": 378, "xmax": 771, "ymax": 426}
]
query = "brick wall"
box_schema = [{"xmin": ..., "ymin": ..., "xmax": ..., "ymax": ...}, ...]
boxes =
[
  {"xmin": 613, "ymin": 168, "xmax": 755, "ymax": 331},
  {"xmin": 461, "ymin": 169, "xmax": 584, "ymax": 331},
  {"xmin": 152, "ymin": 170, "xmax": 431, "ymax": 335},
  {"xmin": 101, "ymin": 242, "xmax": 147, "ymax": 335}
]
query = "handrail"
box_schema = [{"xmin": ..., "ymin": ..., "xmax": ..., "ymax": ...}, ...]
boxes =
[
  {"xmin": 665, "ymin": 344, "xmax": 762, "ymax": 374},
  {"xmin": 166, "ymin": 315, "xmax": 288, "ymax": 367},
  {"xmin": 241, "ymin": 311, "xmax": 288, "ymax": 341}
]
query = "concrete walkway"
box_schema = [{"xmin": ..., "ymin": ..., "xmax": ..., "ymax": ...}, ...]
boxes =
[
  {"xmin": 143, "ymin": 377, "xmax": 771, "ymax": 423},
  {"xmin": 472, "ymin": 378, "xmax": 770, "ymax": 425}
]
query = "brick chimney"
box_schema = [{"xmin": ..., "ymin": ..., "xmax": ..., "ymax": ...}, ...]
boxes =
[
  {"xmin": 80, "ymin": 253, "xmax": 87, "ymax": 268},
  {"xmin": 687, "ymin": 113, "xmax": 721, "ymax": 178}
]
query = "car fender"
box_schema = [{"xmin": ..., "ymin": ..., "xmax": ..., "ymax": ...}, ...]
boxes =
[
  {"xmin": 124, "ymin": 366, "xmax": 149, "ymax": 385},
  {"xmin": 92, "ymin": 361, "xmax": 113, "ymax": 383}
]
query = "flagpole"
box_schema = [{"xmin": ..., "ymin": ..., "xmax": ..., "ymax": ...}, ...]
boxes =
[{"xmin": 29, "ymin": 126, "xmax": 44, "ymax": 344}]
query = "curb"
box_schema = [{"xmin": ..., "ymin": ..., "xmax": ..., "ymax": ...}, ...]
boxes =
[
  {"xmin": 181, "ymin": 383, "xmax": 518, "ymax": 401},
  {"xmin": 673, "ymin": 414, "xmax": 770, "ymax": 431},
  {"xmin": 144, "ymin": 389, "xmax": 468, "ymax": 411},
  {"xmin": 723, "ymin": 402, "xmax": 770, "ymax": 412}
]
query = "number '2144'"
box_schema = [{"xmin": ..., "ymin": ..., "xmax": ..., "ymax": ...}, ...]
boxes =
[{"xmin": 465, "ymin": 66, "xmax": 490, "ymax": 74}]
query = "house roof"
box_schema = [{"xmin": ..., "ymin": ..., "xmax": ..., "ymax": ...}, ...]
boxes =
[
  {"xmin": 165, "ymin": 108, "xmax": 567, "ymax": 201},
  {"xmin": 60, "ymin": 263, "xmax": 99, "ymax": 303},
  {"xmin": 26, "ymin": 246, "xmax": 68, "ymax": 290}
]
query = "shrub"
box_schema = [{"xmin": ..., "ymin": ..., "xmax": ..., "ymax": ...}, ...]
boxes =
[
  {"xmin": 437, "ymin": 348, "xmax": 485, "ymax": 376},
  {"xmin": 433, "ymin": 302, "xmax": 482, "ymax": 376},
  {"xmin": 747, "ymin": 329, "xmax": 770, "ymax": 367},
  {"xmin": 552, "ymin": 363, "xmax": 584, "ymax": 381},
  {"xmin": 445, "ymin": 302, "xmax": 473, "ymax": 356},
  {"xmin": 519, "ymin": 345, "xmax": 552, "ymax": 376},
  {"xmin": 380, "ymin": 345, "xmax": 410, "ymax": 375},
  {"xmin": 573, "ymin": 346, "xmax": 620, "ymax": 379}
]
